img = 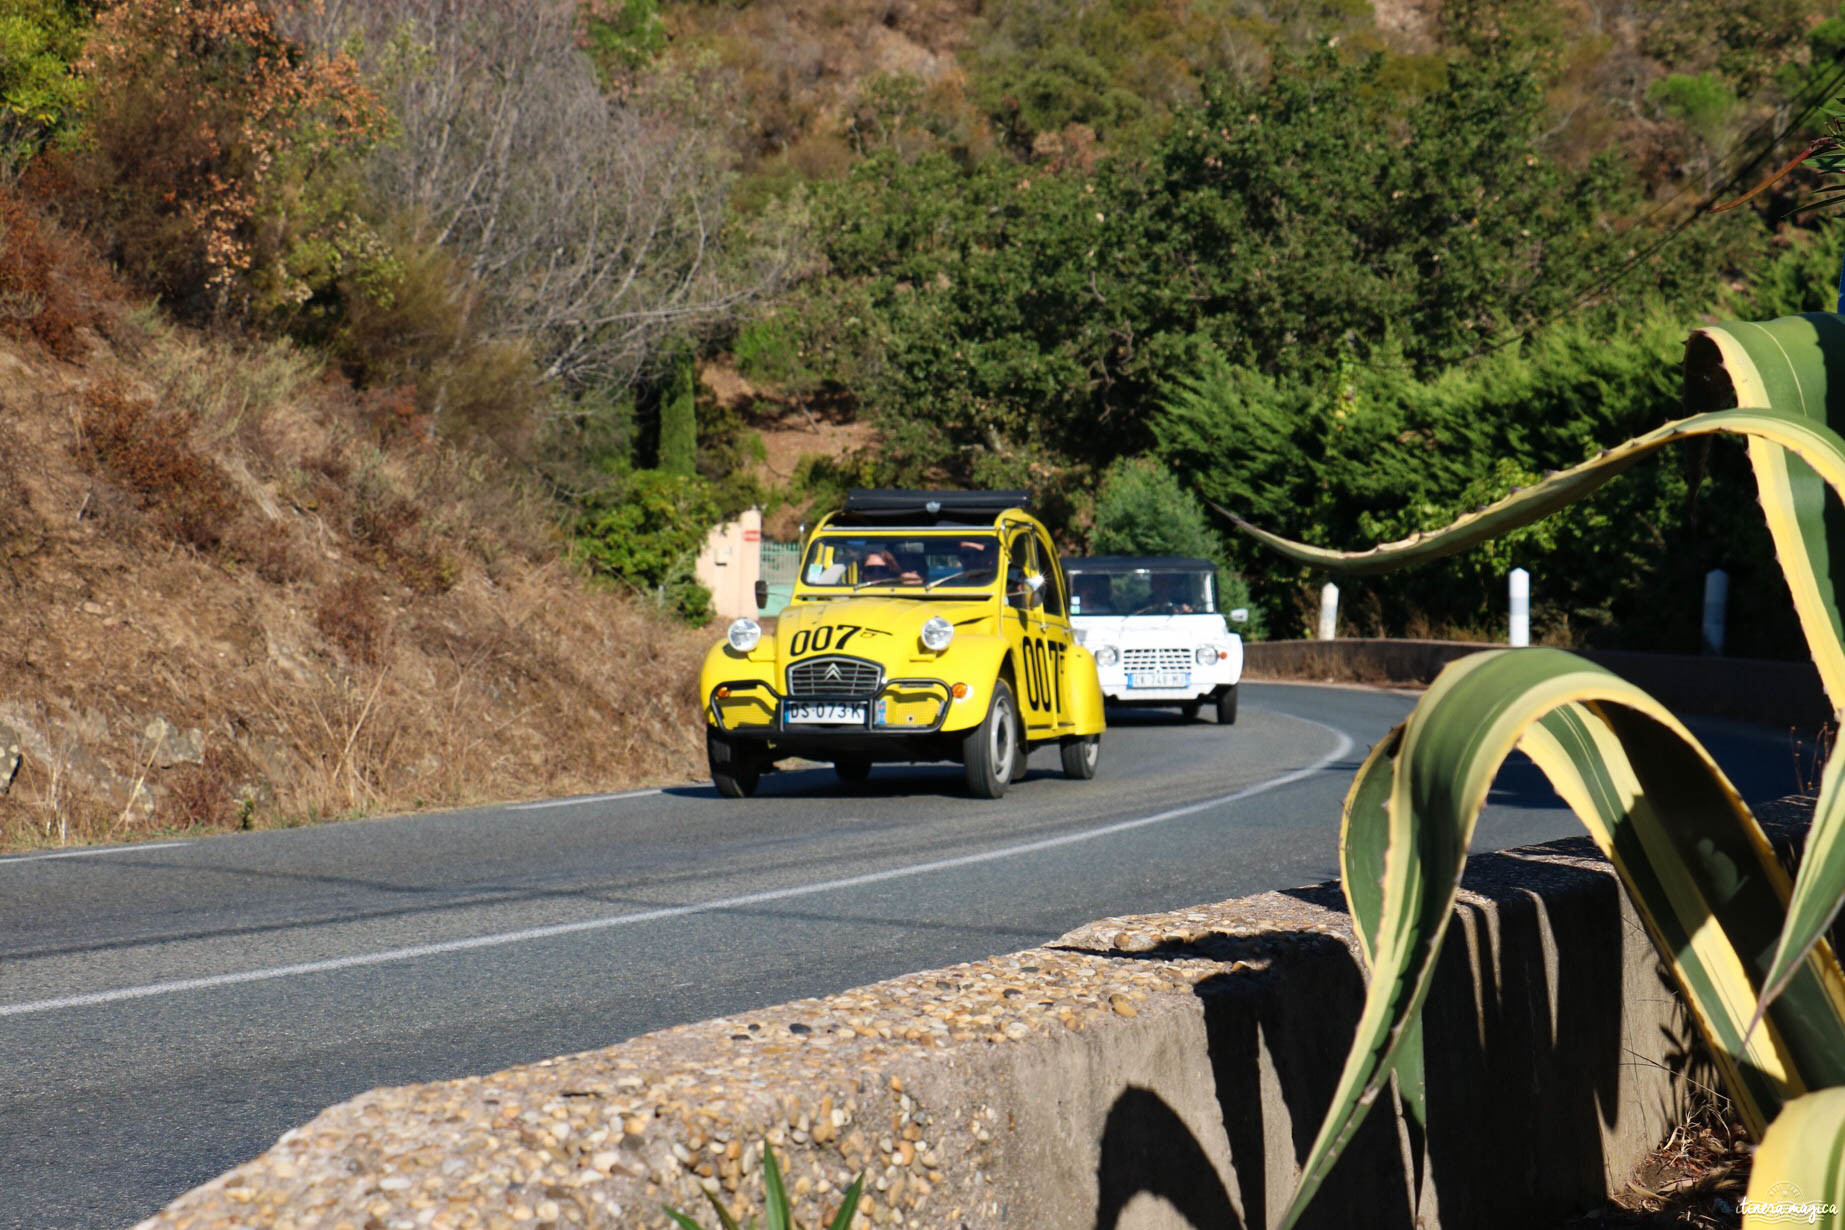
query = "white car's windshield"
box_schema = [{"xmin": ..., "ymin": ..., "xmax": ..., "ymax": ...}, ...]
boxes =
[
  {"xmin": 1067, "ymin": 568, "xmax": 1215, "ymax": 615},
  {"xmin": 801, "ymin": 534, "xmax": 1001, "ymax": 590}
]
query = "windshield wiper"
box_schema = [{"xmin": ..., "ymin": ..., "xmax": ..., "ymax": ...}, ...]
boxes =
[{"xmin": 923, "ymin": 569, "xmax": 968, "ymax": 591}]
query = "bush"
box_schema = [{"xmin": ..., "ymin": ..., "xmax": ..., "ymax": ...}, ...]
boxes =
[
  {"xmin": 65, "ymin": 0, "xmax": 388, "ymax": 326},
  {"xmin": 0, "ymin": 185, "xmax": 113, "ymax": 360},
  {"xmin": 74, "ymin": 381, "xmax": 242, "ymax": 551},
  {"xmin": 0, "ymin": 1, "xmax": 90, "ymax": 171},
  {"xmin": 573, "ymin": 468, "xmax": 720, "ymax": 622},
  {"xmin": 1089, "ymin": 455, "xmax": 1268, "ymax": 638},
  {"xmin": 315, "ymin": 574, "xmax": 388, "ymax": 665}
]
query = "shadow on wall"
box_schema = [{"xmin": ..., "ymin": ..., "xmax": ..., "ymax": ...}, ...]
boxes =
[{"xmin": 1079, "ymin": 843, "xmax": 1706, "ymax": 1230}]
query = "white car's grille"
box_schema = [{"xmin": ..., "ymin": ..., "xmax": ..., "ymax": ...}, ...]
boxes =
[
  {"xmin": 1122, "ymin": 647, "xmax": 1192, "ymax": 672},
  {"xmin": 787, "ymin": 655, "xmax": 882, "ymax": 697}
]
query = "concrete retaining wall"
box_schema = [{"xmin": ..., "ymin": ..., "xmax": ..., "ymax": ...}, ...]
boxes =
[
  {"xmin": 139, "ymin": 830, "xmax": 1720, "ymax": 1230},
  {"xmin": 1245, "ymin": 638, "xmax": 1833, "ymax": 728}
]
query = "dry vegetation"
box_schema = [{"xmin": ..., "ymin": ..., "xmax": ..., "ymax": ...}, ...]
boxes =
[{"xmin": 0, "ymin": 190, "xmax": 710, "ymax": 852}]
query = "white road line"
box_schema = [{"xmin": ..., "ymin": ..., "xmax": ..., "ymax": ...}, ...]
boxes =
[
  {"xmin": 0, "ymin": 841, "xmax": 188, "ymax": 866},
  {"xmin": 0, "ymin": 724, "xmax": 1355, "ymax": 1019},
  {"xmin": 509, "ymin": 789, "xmax": 663, "ymax": 811}
]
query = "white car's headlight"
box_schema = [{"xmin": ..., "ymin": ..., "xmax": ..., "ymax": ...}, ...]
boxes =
[
  {"xmin": 727, "ymin": 618, "xmax": 762, "ymax": 652},
  {"xmin": 1094, "ymin": 645, "xmax": 1120, "ymax": 667},
  {"xmin": 920, "ymin": 615, "xmax": 955, "ymax": 652},
  {"xmin": 1196, "ymin": 644, "xmax": 1221, "ymax": 665}
]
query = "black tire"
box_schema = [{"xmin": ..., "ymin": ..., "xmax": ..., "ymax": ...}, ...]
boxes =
[
  {"xmin": 707, "ymin": 727, "xmax": 761, "ymax": 798},
  {"xmin": 1215, "ymin": 683, "xmax": 1239, "ymax": 725},
  {"xmin": 834, "ymin": 757, "xmax": 872, "ymax": 782},
  {"xmin": 1060, "ymin": 734, "xmax": 1099, "ymax": 780},
  {"xmin": 1180, "ymin": 700, "xmax": 1202, "ymax": 721},
  {"xmin": 962, "ymin": 678, "xmax": 1021, "ymax": 799}
]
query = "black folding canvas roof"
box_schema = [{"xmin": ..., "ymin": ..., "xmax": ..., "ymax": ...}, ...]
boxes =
[
  {"xmin": 1061, "ymin": 555, "xmax": 1217, "ymax": 573},
  {"xmin": 832, "ymin": 489, "xmax": 1032, "ymax": 527}
]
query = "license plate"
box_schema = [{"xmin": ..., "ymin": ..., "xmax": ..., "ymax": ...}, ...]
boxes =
[
  {"xmin": 1128, "ymin": 671, "xmax": 1190, "ymax": 689},
  {"xmin": 784, "ymin": 701, "xmax": 867, "ymax": 725}
]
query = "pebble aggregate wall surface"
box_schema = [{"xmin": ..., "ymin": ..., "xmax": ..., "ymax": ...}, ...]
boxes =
[{"xmin": 138, "ymin": 822, "xmax": 1726, "ymax": 1230}]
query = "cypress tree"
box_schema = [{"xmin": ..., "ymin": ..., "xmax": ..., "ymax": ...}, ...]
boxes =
[{"xmin": 660, "ymin": 350, "xmax": 697, "ymax": 476}]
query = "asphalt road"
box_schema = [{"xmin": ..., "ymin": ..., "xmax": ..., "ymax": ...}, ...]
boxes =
[{"xmin": 0, "ymin": 682, "xmax": 1808, "ymax": 1230}]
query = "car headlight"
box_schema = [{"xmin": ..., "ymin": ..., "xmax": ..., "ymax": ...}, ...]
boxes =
[
  {"xmin": 920, "ymin": 615, "xmax": 955, "ymax": 652},
  {"xmin": 1094, "ymin": 645, "xmax": 1119, "ymax": 667},
  {"xmin": 1196, "ymin": 644, "xmax": 1220, "ymax": 665},
  {"xmin": 727, "ymin": 617, "xmax": 762, "ymax": 652}
]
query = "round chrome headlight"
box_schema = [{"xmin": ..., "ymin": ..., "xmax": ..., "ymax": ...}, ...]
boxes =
[
  {"xmin": 1196, "ymin": 644, "xmax": 1220, "ymax": 665},
  {"xmin": 727, "ymin": 617, "xmax": 762, "ymax": 652},
  {"xmin": 920, "ymin": 615, "xmax": 955, "ymax": 652},
  {"xmin": 1094, "ymin": 645, "xmax": 1120, "ymax": 667}
]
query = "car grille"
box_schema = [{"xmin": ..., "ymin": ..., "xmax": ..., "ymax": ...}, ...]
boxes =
[
  {"xmin": 787, "ymin": 655, "xmax": 883, "ymax": 697},
  {"xmin": 1122, "ymin": 647, "xmax": 1193, "ymax": 672}
]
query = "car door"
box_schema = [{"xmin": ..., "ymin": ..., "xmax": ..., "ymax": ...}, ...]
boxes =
[
  {"xmin": 1005, "ymin": 525, "xmax": 1069, "ymax": 737},
  {"xmin": 1031, "ymin": 526, "xmax": 1077, "ymax": 735}
]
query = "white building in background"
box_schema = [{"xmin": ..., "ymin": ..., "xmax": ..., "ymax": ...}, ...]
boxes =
[{"xmin": 694, "ymin": 507, "xmax": 764, "ymax": 622}]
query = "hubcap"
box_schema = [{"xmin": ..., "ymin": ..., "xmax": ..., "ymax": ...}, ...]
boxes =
[{"xmin": 992, "ymin": 699, "xmax": 1013, "ymax": 782}]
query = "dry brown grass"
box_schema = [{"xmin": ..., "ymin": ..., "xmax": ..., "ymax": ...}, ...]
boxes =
[{"xmin": 0, "ymin": 199, "xmax": 711, "ymax": 852}]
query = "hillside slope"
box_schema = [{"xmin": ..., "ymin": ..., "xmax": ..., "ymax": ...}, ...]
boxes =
[{"xmin": 0, "ymin": 206, "xmax": 710, "ymax": 852}]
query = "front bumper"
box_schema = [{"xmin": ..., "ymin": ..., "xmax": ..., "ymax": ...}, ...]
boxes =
[
  {"xmin": 708, "ymin": 677, "xmax": 956, "ymax": 737},
  {"xmin": 1095, "ymin": 670, "xmax": 1237, "ymax": 704}
]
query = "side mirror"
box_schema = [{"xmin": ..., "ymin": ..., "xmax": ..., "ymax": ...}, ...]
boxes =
[
  {"xmin": 1008, "ymin": 574, "xmax": 1044, "ymax": 609},
  {"xmin": 754, "ymin": 579, "xmax": 769, "ymax": 610},
  {"xmin": 1229, "ymin": 607, "xmax": 1249, "ymax": 624}
]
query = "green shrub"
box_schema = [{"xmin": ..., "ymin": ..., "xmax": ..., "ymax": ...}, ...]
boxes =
[
  {"xmin": 573, "ymin": 468, "xmax": 720, "ymax": 623},
  {"xmin": 1090, "ymin": 456, "xmax": 1268, "ymax": 638}
]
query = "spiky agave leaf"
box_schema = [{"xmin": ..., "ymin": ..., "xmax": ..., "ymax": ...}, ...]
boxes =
[
  {"xmin": 1336, "ymin": 726, "xmax": 1427, "ymax": 1188},
  {"xmin": 1743, "ymin": 1088, "xmax": 1845, "ymax": 1226},
  {"xmin": 1685, "ymin": 318, "xmax": 1845, "ymax": 1019},
  {"xmin": 1278, "ymin": 650, "xmax": 1845, "ymax": 1229},
  {"xmin": 1224, "ymin": 391, "xmax": 1845, "ymax": 1027}
]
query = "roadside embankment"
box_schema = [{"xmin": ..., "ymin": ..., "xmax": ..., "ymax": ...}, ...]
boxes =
[
  {"xmin": 138, "ymin": 814, "xmax": 1753, "ymax": 1230},
  {"xmin": 1245, "ymin": 638, "xmax": 1831, "ymax": 727}
]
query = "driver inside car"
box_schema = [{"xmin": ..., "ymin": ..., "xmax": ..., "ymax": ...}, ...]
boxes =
[
  {"xmin": 954, "ymin": 539, "xmax": 997, "ymax": 584},
  {"xmin": 1147, "ymin": 574, "xmax": 1196, "ymax": 613},
  {"xmin": 860, "ymin": 549, "xmax": 921, "ymax": 583}
]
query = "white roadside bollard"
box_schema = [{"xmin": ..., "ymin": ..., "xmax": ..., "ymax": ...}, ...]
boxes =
[
  {"xmin": 1318, "ymin": 581, "xmax": 1339, "ymax": 641},
  {"xmin": 1703, "ymin": 568, "xmax": 1729, "ymax": 656},
  {"xmin": 1508, "ymin": 567, "xmax": 1530, "ymax": 648}
]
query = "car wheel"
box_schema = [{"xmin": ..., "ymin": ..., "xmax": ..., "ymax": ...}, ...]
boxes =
[
  {"xmin": 1216, "ymin": 683, "xmax": 1239, "ymax": 725},
  {"xmin": 1180, "ymin": 699, "xmax": 1202, "ymax": 721},
  {"xmin": 707, "ymin": 727, "xmax": 761, "ymax": 798},
  {"xmin": 834, "ymin": 757, "xmax": 872, "ymax": 782},
  {"xmin": 962, "ymin": 678, "xmax": 1020, "ymax": 799},
  {"xmin": 1059, "ymin": 734, "xmax": 1099, "ymax": 780}
]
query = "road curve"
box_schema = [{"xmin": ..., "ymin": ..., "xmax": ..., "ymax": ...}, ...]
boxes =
[{"xmin": 0, "ymin": 682, "xmax": 1802, "ymax": 1229}]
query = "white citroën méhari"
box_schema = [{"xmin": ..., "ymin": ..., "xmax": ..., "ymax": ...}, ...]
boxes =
[{"xmin": 1061, "ymin": 555, "xmax": 1247, "ymax": 724}]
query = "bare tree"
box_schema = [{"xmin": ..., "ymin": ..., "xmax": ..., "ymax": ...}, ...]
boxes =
[{"xmin": 304, "ymin": 0, "xmax": 799, "ymax": 399}]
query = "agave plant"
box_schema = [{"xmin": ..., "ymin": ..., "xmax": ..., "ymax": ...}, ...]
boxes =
[
  {"xmin": 1220, "ymin": 312, "xmax": 1845, "ymax": 1226},
  {"xmin": 663, "ymin": 1141, "xmax": 864, "ymax": 1230}
]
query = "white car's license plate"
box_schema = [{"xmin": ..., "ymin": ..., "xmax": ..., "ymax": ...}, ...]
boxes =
[
  {"xmin": 1128, "ymin": 671, "xmax": 1190, "ymax": 689},
  {"xmin": 784, "ymin": 701, "xmax": 867, "ymax": 725}
]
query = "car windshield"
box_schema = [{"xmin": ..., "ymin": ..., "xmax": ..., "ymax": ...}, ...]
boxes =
[
  {"xmin": 800, "ymin": 533, "xmax": 1001, "ymax": 590},
  {"xmin": 1066, "ymin": 568, "xmax": 1215, "ymax": 615}
]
